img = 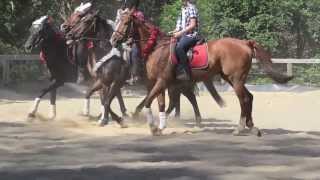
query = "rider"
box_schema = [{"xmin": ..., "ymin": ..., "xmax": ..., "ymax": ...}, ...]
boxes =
[{"xmin": 172, "ymin": 0, "xmax": 199, "ymax": 81}]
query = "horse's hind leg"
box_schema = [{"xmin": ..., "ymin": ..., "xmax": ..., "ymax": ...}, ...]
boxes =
[
  {"xmin": 116, "ymin": 90, "xmax": 128, "ymax": 117},
  {"xmin": 100, "ymin": 82, "xmax": 127, "ymax": 128},
  {"xmin": 182, "ymin": 89, "xmax": 201, "ymax": 126},
  {"xmin": 231, "ymin": 80, "xmax": 261, "ymax": 137},
  {"xmin": 166, "ymin": 86, "xmax": 180, "ymax": 118}
]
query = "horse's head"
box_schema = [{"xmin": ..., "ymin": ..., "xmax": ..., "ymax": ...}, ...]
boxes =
[
  {"xmin": 24, "ymin": 16, "xmax": 56, "ymax": 52},
  {"xmin": 61, "ymin": 2, "xmax": 93, "ymax": 33},
  {"xmin": 65, "ymin": 10, "xmax": 100, "ymax": 44},
  {"xmin": 110, "ymin": 8, "xmax": 136, "ymax": 47},
  {"xmin": 61, "ymin": 12, "xmax": 83, "ymax": 33}
]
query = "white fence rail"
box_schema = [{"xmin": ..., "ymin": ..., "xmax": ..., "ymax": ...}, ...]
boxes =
[{"xmin": 1, "ymin": 55, "xmax": 320, "ymax": 84}]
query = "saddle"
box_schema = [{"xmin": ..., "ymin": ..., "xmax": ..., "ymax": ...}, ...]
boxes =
[{"xmin": 170, "ymin": 37, "xmax": 209, "ymax": 70}]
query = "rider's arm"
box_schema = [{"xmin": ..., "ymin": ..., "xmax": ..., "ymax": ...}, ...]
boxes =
[{"xmin": 173, "ymin": 18, "xmax": 197, "ymax": 38}]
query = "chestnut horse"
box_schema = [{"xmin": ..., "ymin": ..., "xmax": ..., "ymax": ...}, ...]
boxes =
[
  {"xmin": 64, "ymin": 10, "xmax": 225, "ymax": 126},
  {"xmin": 111, "ymin": 9, "xmax": 293, "ymax": 136}
]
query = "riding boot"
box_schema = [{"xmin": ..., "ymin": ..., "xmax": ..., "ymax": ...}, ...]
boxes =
[{"xmin": 176, "ymin": 58, "xmax": 191, "ymax": 81}]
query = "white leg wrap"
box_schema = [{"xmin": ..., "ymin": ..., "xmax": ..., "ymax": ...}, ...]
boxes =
[
  {"xmin": 159, "ymin": 112, "xmax": 167, "ymax": 130},
  {"xmin": 239, "ymin": 117, "xmax": 246, "ymax": 130},
  {"xmin": 83, "ymin": 99, "xmax": 90, "ymax": 116},
  {"xmin": 233, "ymin": 117, "xmax": 246, "ymax": 135},
  {"xmin": 29, "ymin": 98, "xmax": 41, "ymax": 115},
  {"xmin": 144, "ymin": 108, "xmax": 154, "ymax": 125},
  {"xmin": 49, "ymin": 104, "xmax": 56, "ymax": 120},
  {"xmin": 99, "ymin": 105, "xmax": 105, "ymax": 121}
]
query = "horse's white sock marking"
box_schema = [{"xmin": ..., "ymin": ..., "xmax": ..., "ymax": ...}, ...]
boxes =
[
  {"xmin": 83, "ymin": 99, "xmax": 90, "ymax": 116},
  {"xmin": 49, "ymin": 104, "xmax": 56, "ymax": 120},
  {"xmin": 144, "ymin": 108, "xmax": 154, "ymax": 125},
  {"xmin": 99, "ymin": 105, "xmax": 105, "ymax": 121},
  {"xmin": 159, "ymin": 112, "xmax": 167, "ymax": 130},
  {"xmin": 30, "ymin": 98, "xmax": 41, "ymax": 115}
]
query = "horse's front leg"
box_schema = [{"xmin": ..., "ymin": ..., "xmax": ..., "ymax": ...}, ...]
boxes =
[
  {"xmin": 83, "ymin": 79, "xmax": 103, "ymax": 116},
  {"xmin": 28, "ymin": 80, "xmax": 64, "ymax": 119},
  {"xmin": 143, "ymin": 78, "xmax": 167, "ymax": 135},
  {"xmin": 157, "ymin": 90, "xmax": 166, "ymax": 134},
  {"xmin": 133, "ymin": 80, "xmax": 154, "ymax": 117},
  {"xmin": 49, "ymin": 89, "xmax": 57, "ymax": 120}
]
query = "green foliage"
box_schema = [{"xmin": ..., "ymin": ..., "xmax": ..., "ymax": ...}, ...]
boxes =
[
  {"xmin": 1, "ymin": 0, "xmax": 320, "ymax": 84},
  {"xmin": 159, "ymin": 0, "xmax": 320, "ymax": 57}
]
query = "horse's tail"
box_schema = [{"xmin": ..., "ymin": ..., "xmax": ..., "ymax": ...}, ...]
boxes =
[{"xmin": 247, "ymin": 40, "xmax": 293, "ymax": 84}]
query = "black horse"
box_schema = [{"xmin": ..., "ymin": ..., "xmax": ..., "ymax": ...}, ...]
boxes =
[{"xmin": 25, "ymin": 16, "xmax": 78, "ymax": 119}]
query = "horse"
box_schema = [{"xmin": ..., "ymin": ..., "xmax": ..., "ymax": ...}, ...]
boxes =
[
  {"xmin": 110, "ymin": 9, "xmax": 293, "ymax": 136},
  {"xmin": 65, "ymin": 11, "xmax": 129, "ymax": 126},
  {"xmin": 65, "ymin": 10, "xmax": 225, "ymax": 126},
  {"xmin": 62, "ymin": 11, "xmax": 128, "ymax": 119},
  {"xmin": 24, "ymin": 16, "xmax": 78, "ymax": 120}
]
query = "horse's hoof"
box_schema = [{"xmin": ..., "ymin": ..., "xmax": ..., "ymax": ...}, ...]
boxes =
[
  {"xmin": 28, "ymin": 113, "xmax": 36, "ymax": 118},
  {"xmin": 81, "ymin": 113, "xmax": 90, "ymax": 117},
  {"xmin": 122, "ymin": 113, "xmax": 129, "ymax": 119},
  {"xmin": 233, "ymin": 128, "xmax": 245, "ymax": 136},
  {"xmin": 119, "ymin": 120, "xmax": 128, "ymax": 128},
  {"xmin": 48, "ymin": 115, "xmax": 56, "ymax": 121},
  {"xmin": 250, "ymin": 127, "xmax": 262, "ymax": 137},
  {"xmin": 149, "ymin": 125, "xmax": 159, "ymax": 136},
  {"xmin": 152, "ymin": 128, "xmax": 163, "ymax": 136},
  {"xmin": 98, "ymin": 119, "xmax": 108, "ymax": 127},
  {"xmin": 132, "ymin": 111, "xmax": 141, "ymax": 119}
]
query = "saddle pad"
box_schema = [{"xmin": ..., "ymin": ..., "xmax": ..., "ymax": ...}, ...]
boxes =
[
  {"xmin": 170, "ymin": 42, "xmax": 209, "ymax": 70},
  {"xmin": 190, "ymin": 43, "xmax": 208, "ymax": 69}
]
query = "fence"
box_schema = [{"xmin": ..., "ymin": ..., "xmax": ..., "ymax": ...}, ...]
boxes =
[{"xmin": 1, "ymin": 55, "xmax": 320, "ymax": 85}]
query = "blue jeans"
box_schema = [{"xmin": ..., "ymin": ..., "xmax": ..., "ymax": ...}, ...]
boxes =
[
  {"xmin": 130, "ymin": 43, "xmax": 141, "ymax": 77},
  {"xmin": 176, "ymin": 35, "xmax": 198, "ymax": 71}
]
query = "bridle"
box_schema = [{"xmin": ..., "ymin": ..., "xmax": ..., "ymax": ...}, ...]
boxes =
[{"xmin": 113, "ymin": 16, "xmax": 135, "ymax": 44}]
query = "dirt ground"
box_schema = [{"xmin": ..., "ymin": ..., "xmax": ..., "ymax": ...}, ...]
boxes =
[{"xmin": 0, "ymin": 83, "xmax": 320, "ymax": 180}]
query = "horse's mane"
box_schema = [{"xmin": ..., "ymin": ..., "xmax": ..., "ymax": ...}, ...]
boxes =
[{"xmin": 132, "ymin": 15, "xmax": 171, "ymax": 45}]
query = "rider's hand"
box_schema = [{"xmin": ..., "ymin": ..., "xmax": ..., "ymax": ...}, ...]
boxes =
[
  {"xmin": 173, "ymin": 31, "xmax": 184, "ymax": 38},
  {"xmin": 168, "ymin": 30, "xmax": 177, "ymax": 35}
]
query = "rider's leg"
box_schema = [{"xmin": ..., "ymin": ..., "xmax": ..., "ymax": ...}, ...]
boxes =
[
  {"xmin": 128, "ymin": 43, "xmax": 141, "ymax": 84},
  {"xmin": 175, "ymin": 35, "xmax": 198, "ymax": 81}
]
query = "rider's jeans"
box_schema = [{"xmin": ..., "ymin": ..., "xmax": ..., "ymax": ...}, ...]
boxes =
[{"xmin": 176, "ymin": 35, "xmax": 198, "ymax": 71}]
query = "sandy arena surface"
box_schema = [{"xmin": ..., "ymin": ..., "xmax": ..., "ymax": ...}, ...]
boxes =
[{"xmin": 0, "ymin": 83, "xmax": 320, "ymax": 180}]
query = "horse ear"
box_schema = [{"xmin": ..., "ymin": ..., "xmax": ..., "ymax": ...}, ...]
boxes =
[
  {"xmin": 47, "ymin": 16, "xmax": 53, "ymax": 24},
  {"xmin": 128, "ymin": 8, "xmax": 135, "ymax": 15}
]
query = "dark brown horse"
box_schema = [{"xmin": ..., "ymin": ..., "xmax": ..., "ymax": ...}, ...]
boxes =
[
  {"xmin": 62, "ymin": 11, "xmax": 128, "ymax": 119},
  {"xmin": 111, "ymin": 9, "xmax": 293, "ymax": 136},
  {"xmin": 65, "ymin": 11, "xmax": 129, "ymax": 127},
  {"xmin": 24, "ymin": 16, "xmax": 78, "ymax": 119}
]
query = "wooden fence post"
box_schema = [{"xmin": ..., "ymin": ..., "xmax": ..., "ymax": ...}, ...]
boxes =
[
  {"xmin": 287, "ymin": 63, "xmax": 293, "ymax": 76},
  {"xmin": 1, "ymin": 58, "xmax": 10, "ymax": 85}
]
